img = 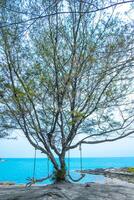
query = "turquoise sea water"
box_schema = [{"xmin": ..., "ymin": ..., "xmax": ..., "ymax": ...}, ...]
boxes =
[{"xmin": 0, "ymin": 157, "xmax": 134, "ymax": 184}]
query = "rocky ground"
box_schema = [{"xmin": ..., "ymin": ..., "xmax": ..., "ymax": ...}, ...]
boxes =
[
  {"xmin": 1, "ymin": 168, "xmax": 134, "ymax": 200},
  {"xmin": 79, "ymin": 168, "xmax": 134, "ymax": 183},
  {"xmin": 0, "ymin": 182, "xmax": 134, "ymax": 200}
]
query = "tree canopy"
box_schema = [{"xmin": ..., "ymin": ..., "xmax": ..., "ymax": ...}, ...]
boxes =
[{"xmin": 0, "ymin": 0, "xmax": 134, "ymax": 180}]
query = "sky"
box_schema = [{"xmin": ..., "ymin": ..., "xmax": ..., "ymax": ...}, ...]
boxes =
[{"xmin": 0, "ymin": 134, "xmax": 134, "ymax": 158}]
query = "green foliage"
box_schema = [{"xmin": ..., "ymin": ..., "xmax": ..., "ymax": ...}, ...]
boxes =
[
  {"xmin": 105, "ymin": 89, "xmax": 113, "ymax": 97},
  {"xmin": 88, "ymin": 44, "xmax": 96, "ymax": 53},
  {"xmin": 127, "ymin": 168, "xmax": 134, "ymax": 173},
  {"xmin": 14, "ymin": 88, "xmax": 26, "ymax": 98},
  {"xmin": 118, "ymin": 37, "xmax": 125, "ymax": 48},
  {"xmin": 88, "ymin": 55, "xmax": 96, "ymax": 63},
  {"xmin": 52, "ymin": 167, "xmax": 66, "ymax": 182},
  {"xmin": 68, "ymin": 111, "xmax": 85, "ymax": 125},
  {"xmin": 71, "ymin": 111, "xmax": 85, "ymax": 119},
  {"xmin": 108, "ymin": 43, "xmax": 116, "ymax": 51}
]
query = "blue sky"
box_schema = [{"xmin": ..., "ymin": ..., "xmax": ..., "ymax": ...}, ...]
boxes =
[{"xmin": 0, "ymin": 135, "xmax": 134, "ymax": 158}]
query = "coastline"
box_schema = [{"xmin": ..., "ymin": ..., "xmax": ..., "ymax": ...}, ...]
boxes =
[
  {"xmin": 1, "ymin": 167, "xmax": 134, "ymax": 186},
  {"xmin": 78, "ymin": 167, "xmax": 134, "ymax": 184},
  {"xmin": 1, "ymin": 167, "xmax": 134, "ymax": 199}
]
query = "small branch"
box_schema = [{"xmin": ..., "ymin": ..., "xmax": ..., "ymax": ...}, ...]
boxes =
[
  {"xmin": 68, "ymin": 130, "xmax": 134, "ymax": 150},
  {"xmin": 0, "ymin": 1, "xmax": 133, "ymax": 28}
]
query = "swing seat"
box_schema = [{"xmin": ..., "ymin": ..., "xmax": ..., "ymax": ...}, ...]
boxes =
[
  {"xmin": 26, "ymin": 174, "xmax": 52, "ymax": 187},
  {"xmin": 67, "ymin": 144, "xmax": 85, "ymax": 182},
  {"xmin": 67, "ymin": 172, "xmax": 85, "ymax": 182},
  {"xmin": 26, "ymin": 148, "xmax": 51, "ymax": 187},
  {"xmin": 26, "ymin": 177, "xmax": 37, "ymax": 187}
]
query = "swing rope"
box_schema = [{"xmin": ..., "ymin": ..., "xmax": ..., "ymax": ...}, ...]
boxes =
[
  {"xmin": 79, "ymin": 144, "xmax": 83, "ymax": 172},
  {"xmin": 26, "ymin": 150, "xmax": 52, "ymax": 187},
  {"xmin": 47, "ymin": 156, "xmax": 50, "ymax": 176},
  {"xmin": 26, "ymin": 145, "xmax": 85, "ymax": 187},
  {"xmin": 67, "ymin": 144, "xmax": 85, "ymax": 182},
  {"xmin": 32, "ymin": 147, "xmax": 37, "ymax": 181},
  {"xmin": 67, "ymin": 150, "xmax": 70, "ymax": 176}
]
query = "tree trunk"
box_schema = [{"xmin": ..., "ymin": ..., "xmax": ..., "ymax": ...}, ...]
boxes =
[
  {"xmin": 52, "ymin": 153, "xmax": 67, "ymax": 182},
  {"xmin": 54, "ymin": 167, "xmax": 66, "ymax": 182}
]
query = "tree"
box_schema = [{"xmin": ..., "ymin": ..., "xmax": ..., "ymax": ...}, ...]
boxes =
[
  {"xmin": 0, "ymin": 132, "xmax": 8, "ymax": 139},
  {"xmin": 0, "ymin": 0, "xmax": 134, "ymax": 181}
]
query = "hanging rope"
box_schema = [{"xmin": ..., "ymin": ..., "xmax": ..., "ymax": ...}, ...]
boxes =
[
  {"xmin": 26, "ymin": 148, "xmax": 37, "ymax": 187},
  {"xmin": 67, "ymin": 150, "xmax": 70, "ymax": 176},
  {"xmin": 47, "ymin": 156, "xmax": 50, "ymax": 176},
  {"xmin": 79, "ymin": 144, "xmax": 83, "ymax": 172},
  {"xmin": 26, "ymin": 150, "xmax": 52, "ymax": 187},
  {"xmin": 32, "ymin": 147, "xmax": 37, "ymax": 181},
  {"xmin": 26, "ymin": 145, "xmax": 85, "ymax": 186},
  {"xmin": 67, "ymin": 145, "xmax": 85, "ymax": 182}
]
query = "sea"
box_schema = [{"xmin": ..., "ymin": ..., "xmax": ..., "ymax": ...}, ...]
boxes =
[{"xmin": 0, "ymin": 157, "xmax": 134, "ymax": 185}]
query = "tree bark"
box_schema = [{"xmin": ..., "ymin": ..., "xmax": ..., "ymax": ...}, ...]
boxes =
[{"xmin": 53, "ymin": 153, "xmax": 66, "ymax": 182}]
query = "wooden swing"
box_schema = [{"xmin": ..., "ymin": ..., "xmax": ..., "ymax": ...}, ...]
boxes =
[
  {"xmin": 26, "ymin": 148, "xmax": 52, "ymax": 187},
  {"xmin": 26, "ymin": 144, "xmax": 85, "ymax": 186},
  {"xmin": 67, "ymin": 144, "xmax": 85, "ymax": 182}
]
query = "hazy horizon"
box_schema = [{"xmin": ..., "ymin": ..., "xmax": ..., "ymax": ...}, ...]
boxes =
[{"xmin": 1, "ymin": 135, "xmax": 134, "ymax": 158}]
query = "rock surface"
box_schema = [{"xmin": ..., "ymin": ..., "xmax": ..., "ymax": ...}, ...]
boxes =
[
  {"xmin": 79, "ymin": 168, "xmax": 134, "ymax": 183},
  {"xmin": 78, "ymin": 167, "xmax": 134, "ymax": 175},
  {"xmin": 0, "ymin": 182, "xmax": 134, "ymax": 200}
]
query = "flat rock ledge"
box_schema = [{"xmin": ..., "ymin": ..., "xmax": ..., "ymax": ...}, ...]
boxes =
[
  {"xmin": 0, "ymin": 182, "xmax": 134, "ymax": 200},
  {"xmin": 79, "ymin": 168, "xmax": 134, "ymax": 183}
]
